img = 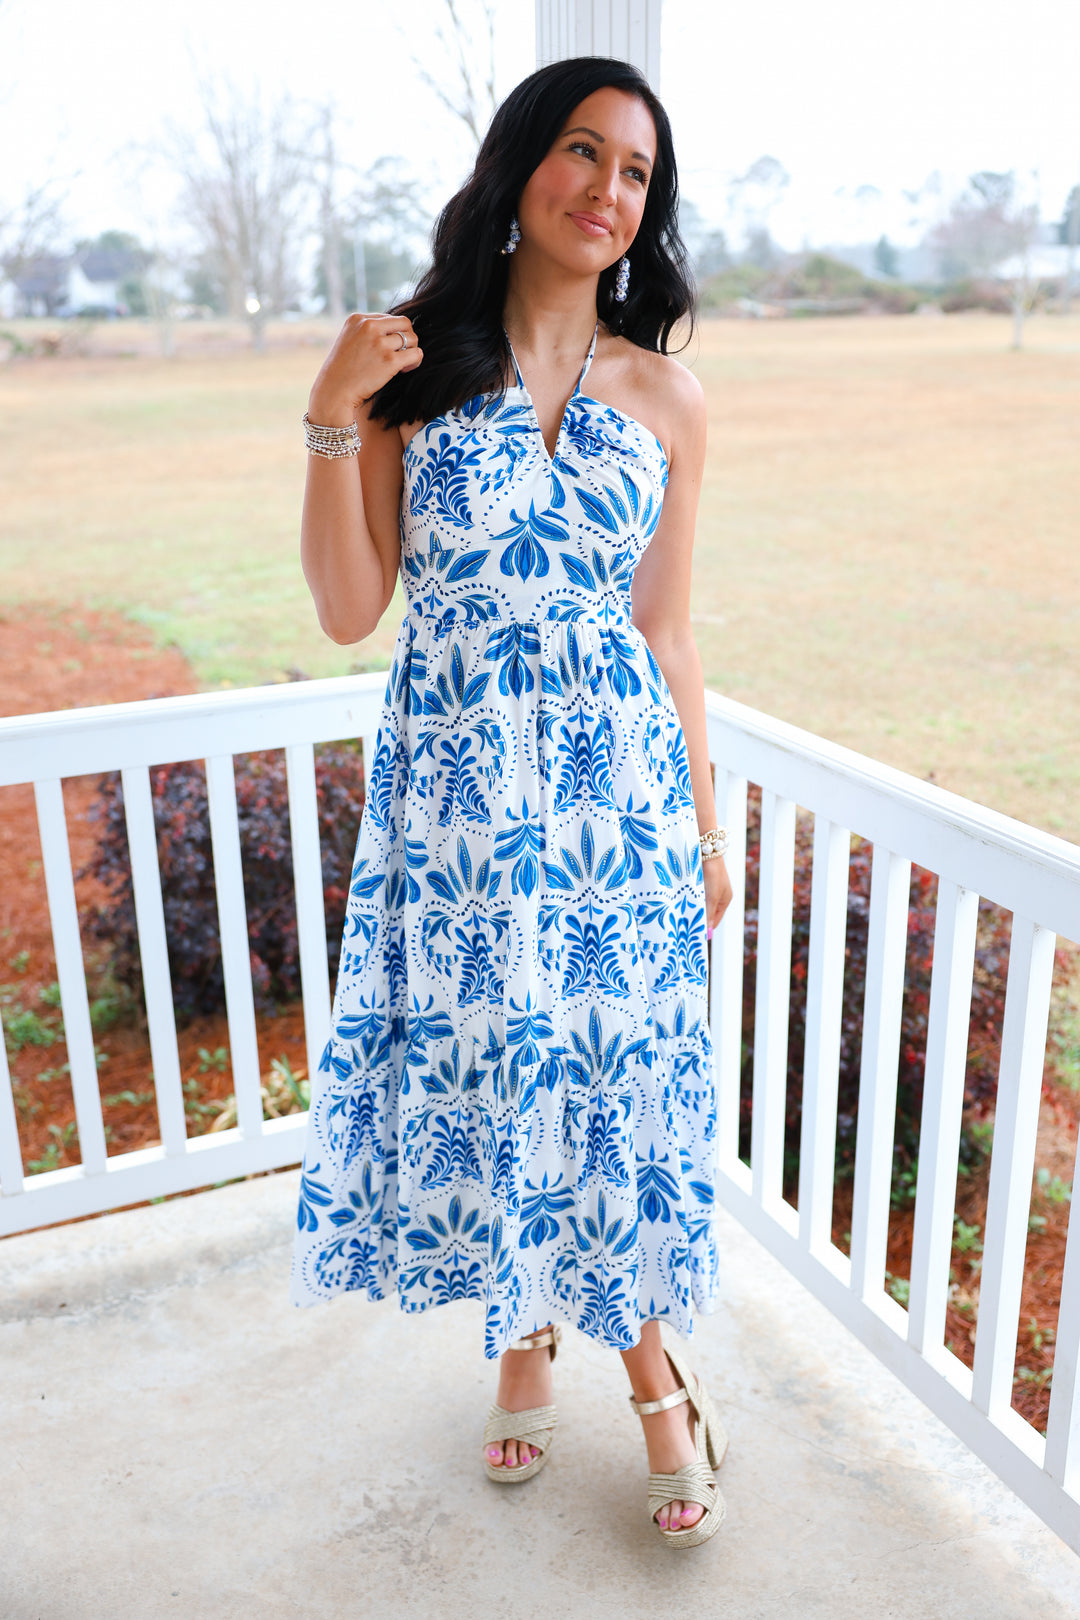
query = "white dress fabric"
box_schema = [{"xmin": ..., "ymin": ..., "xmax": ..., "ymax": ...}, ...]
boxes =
[{"xmin": 290, "ymin": 325, "xmax": 719, "ymax": 1357}]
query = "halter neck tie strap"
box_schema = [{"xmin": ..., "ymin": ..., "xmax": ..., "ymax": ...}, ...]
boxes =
[{"xmin": 503, "ymin": 322, "xmax": 599, "ymax": 397}]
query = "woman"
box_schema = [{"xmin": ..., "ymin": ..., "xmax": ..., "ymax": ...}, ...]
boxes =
[{"xmin": 291, "ymin": 55, "xmax": 733, "ymax": 1548}]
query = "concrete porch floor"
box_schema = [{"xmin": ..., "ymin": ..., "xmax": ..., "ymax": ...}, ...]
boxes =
[{"xmin": 3, "ymin": 1171, "xmax": 1079, "ymax": 1620}]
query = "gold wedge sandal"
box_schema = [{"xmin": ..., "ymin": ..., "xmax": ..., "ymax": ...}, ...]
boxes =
[
  {"xmin": 483, "ymin": 1324, "xmax": 562, "ymax": 1485},
  {"xmin": 628, "ymin": 1335, "xmax": 728, "ymax": 1548}
]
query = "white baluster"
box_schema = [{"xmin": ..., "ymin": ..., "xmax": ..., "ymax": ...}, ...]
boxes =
[
  {"xmin": 121, "ymin": 766, "xmax": 187, "ymax": 1154},
  {"xmin": 205, "ymin": 755, "xmax": 263, "ymax": 1139},
  {"xmin": 712, "ymin": 771, "xmax": 747, "ymax": 1175},
  {"xmin": 751, "ymin": 790, "xmax": 796, "ymax": 1213},
  {"xmin": 0, "ymin": 1019, "xmax": 24, "ymax": 1196},
  {"xmin": 849, "ymin": 844, "xmax": 911, "ymax": 1300},
  {"xmin": 286, "ymin": 743, "xmax": 331, "ymax": 1092},
  {"xmin": 799, "ymin": 816, "xmax": 851, "ymax": 1256},
  {"xmin": 972, "ymin": 918, "xmax": 1056, "ymax": 1420},
  {"xmin": 1045, "ymin": 1118, "xmax": 1080, "ymax": 1495},
  {"xmin": 34, "ymin": 779, "xmax": 108, "ymax": 1175},
  {"xmin": 907, "ymin": 880, "xmax": 979, "ymax": 1356}
]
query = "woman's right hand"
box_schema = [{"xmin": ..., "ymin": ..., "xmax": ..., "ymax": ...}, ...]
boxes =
[{"xmin": 307, "ymin": 313, "xmax": 424, "ymax": 426}]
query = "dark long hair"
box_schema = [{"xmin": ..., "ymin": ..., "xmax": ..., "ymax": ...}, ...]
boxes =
[{"xmin": 368, "ymin": 56, "xmax": 694, "ymax": 428}]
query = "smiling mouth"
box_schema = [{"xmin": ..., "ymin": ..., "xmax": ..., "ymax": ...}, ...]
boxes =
[{"xmin": 568, "ymin": 212, "xmax": 612, "ymax": 237}]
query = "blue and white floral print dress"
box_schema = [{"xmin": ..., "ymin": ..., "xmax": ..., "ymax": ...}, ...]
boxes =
[{"xmin": 291, "ymin": 324, "xmax": 719, "ymax": 1357}]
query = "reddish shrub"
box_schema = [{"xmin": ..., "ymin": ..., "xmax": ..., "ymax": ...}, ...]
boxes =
[{"xmin": 81, "ymin": 746, "xmax": 365, "ymax": 1021}]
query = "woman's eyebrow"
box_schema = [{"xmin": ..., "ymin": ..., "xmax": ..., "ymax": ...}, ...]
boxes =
[{"xmin": 562, "ymin": 125, "xmax": 653, "ymax": 165}]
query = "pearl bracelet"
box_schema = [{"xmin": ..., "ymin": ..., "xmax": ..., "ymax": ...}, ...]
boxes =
[
  {"xmin": 303, "ymin": 411, "xmax": 362, "ymax": 459},
  {"xmin": 700, "ymin": 826, "xmax": 729, "ymax": 862}
]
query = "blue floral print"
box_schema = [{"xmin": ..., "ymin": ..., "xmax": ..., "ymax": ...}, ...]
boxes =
[{"xmin": 291, "ymin": 324, "xmax": 719, "ymax": 1357}]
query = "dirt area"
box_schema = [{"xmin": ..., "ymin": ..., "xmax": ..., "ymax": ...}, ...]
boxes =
[{"xmin": 1, "ymin": 605, "xmax": 1077, "ymax": 1435}]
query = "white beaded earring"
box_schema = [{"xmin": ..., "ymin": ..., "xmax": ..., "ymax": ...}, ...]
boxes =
[
  {"xmin": 614, "ymin": 255, "xmax": 630, "ymax": 302},
  {"xmin": 501, "ymin": 215, "xmax": 521, "ymax": 255}
]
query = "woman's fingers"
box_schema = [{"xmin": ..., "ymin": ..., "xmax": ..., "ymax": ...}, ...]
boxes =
[
  {"xmin": 703, "ymin": 857, "xmax": 733, "ymax": 930},
  {"xmin": 310, "ymin": 314, "xmax": 423, "ymax": 416},
  {"xmin": 380, "ymin": 320, "xmax": 424, "ymax": 373}
]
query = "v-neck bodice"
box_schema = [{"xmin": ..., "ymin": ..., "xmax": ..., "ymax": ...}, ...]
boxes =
[
  {"xmin": 503, "ymin": 323, "xmax": 599, "ymax": 462},
  {"xmin": 399, "ymin": 326, "xmax": 668, "ymax": 637}
]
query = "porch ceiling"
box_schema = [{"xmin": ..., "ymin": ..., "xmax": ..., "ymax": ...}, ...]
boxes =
[{"xmin": 3, "ymin": 1171, "xmax": 1078, "ymax": 1617}]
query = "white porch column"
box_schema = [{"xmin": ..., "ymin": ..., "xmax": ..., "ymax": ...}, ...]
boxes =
[{"xmin": 535, "ymin": 0, "xmax": 662, "ymax": 89}]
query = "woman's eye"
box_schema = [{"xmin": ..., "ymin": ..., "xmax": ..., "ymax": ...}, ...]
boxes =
[{"xmin": 567, "ymin": 139, "xmax": 647, "ymax": 184}]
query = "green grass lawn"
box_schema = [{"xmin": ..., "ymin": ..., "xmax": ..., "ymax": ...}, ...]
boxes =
[{"xmin": 1, "ymin": 312, "xmax": 1078, "ymax": 840}]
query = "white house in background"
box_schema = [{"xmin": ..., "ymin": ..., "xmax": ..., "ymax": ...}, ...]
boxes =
[
  {"xmin": 1, "ymin": 242, "xmax": 151, "ymax": 317},
  {"xmin": 993, "ymin": 243, "xmax": 1076, "ymax": 283},
  {"xmin": 63, "ymin": 244, "xmax": 141, "ymax": 313}
]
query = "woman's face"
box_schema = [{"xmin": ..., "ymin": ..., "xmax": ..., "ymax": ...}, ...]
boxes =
[{"xmin": 516, "ymin": 86, "xmax": 657, "ymax": 278}]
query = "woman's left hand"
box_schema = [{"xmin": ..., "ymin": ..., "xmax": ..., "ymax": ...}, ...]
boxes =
[{"xmin": 704, "ymin": 856, "xmax": 733, "ymax": 937}]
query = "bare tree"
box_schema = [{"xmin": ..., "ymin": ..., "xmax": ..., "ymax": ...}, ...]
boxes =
[
  {"xmin": 726, "ymin": 155, "xmax": 790, "ymax": 265},
  {"xmin": 403, "ymin": 0, "xmax": 498, "ymax": 149},
  {"xmin": 1060, "ymin": 180, "xmax": 1080, "ymax": 315},
  {"xmin": 311, "ymin": 103, "xmax": 346, "ymax": 320},
  {"xmin": 0, "ymin": 179, "xmax": 67, "ymax": 278},
  {"xmin": 343, "ymin": 158, "xmax": 434, "ymax": 311},
  {"xmin": 930, "ymin": 170, "xmax": 1040, "ymax": 348},
  {"xmin": 168, "ymin": 79, "xmax": 310, "ymax": 348},
  {"xmin": 679, "ymin": 198, "xmax": 729, "ymax": 283}
]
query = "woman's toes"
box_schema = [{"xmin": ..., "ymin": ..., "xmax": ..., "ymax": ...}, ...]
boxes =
[
  {"xmin": 680, "ymin": 1502, "xmax": 704, "ymax": 1527},
  {"xmin": 504, "ymin": 1439, "xmax": 519, "ymax": 1468},
  {"xmin": 485, "ymin": 1442, "xmax": 504, "ymax": 1467}
]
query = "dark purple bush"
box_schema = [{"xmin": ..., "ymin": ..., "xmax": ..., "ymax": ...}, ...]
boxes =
[{"xmin": 81, "ymin": 747, "xmax": 365, "ymax": 1021}]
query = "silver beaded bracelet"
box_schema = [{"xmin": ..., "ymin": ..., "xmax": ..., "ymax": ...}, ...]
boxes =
[
  {"xmin": 700, "ymin": 826, "xmax": 729, "ymax": 862},
  {"xmin": 303, "ymin": 411, "xmax": 362, "ymax": 459}
]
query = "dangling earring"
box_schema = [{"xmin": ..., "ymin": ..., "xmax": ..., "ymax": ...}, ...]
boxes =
[
  {"xmin": 501, "ymin": 215, "xmax": 521, "ymax": 256},
  {"xmin": 614, "ymin": 254, "xmax": 630, "ymax": 303}
]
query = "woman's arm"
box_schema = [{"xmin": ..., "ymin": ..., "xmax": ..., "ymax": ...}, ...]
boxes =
[
  {"xmin": 301, "ymin": 314, "xmax": 423, "ymax": 644},
  {"xmin": 630, "ymin": 358, "xmax": 732, "ymax": 930}
]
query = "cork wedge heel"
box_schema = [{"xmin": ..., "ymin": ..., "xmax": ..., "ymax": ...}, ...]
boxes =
[
  {"xmin": 483, "ymin": 1324, "xmax": 562, "ymax": 1484},
  {"xmin": 628, "ymin": 1335, "xmax": 728, "ymax": 1549}
]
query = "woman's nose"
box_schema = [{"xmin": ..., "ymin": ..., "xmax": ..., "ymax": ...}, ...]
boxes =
[{"xmin": 588, "ymin": 163, "xmax": 619, "ymax": 207}]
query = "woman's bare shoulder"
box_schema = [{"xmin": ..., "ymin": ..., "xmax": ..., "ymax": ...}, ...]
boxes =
[
  {"xmin": 633, "ymin": 343, "xmax": 704, "ymax": 415},
  {"xmin": 599, "ymin": 330, "xmax": 705, "ymax": 454}
]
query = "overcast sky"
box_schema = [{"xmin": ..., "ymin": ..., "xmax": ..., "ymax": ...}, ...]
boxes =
[{"xmin": 1, "ymin": 0, "xmax": 1077, "ymax": 252}]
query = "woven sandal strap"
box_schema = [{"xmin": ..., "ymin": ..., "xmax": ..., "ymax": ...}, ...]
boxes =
[
  {"xmin": 483, "ymin": 1403, "xmax": 558, "ymax": 1448},
  {"xmin": 628, "ymin": 1386, "xmax": 690, "ymax": 1417},
  {"xmin": 506, "ymin": 1325, "xmax": 561, "ymax": 1357},
  {"xmin": 647, "ymin": 1462, "xmax": 718, "ymax": 1515}
]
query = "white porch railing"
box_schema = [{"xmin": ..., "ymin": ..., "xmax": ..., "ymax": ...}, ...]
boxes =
[
  {"xmin": 0, "ymin": 678, "xmax": 381, "ymax": 1232},
  {"xmin": 1, "ymin": 677, "xmax": 1079, "ymax": 1549}
]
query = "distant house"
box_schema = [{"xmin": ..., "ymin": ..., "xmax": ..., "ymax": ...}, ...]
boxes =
[
  {"xmin": 64, "ymin": 244, "xmax": 151, "ymax": 314},
  {"xmin": 1, "ymin": 243, "xmax": 151, "ymax": 317},
  {"xmin": 992, "ymin": 243, "xmax": 1076, "ymax": 283},
  {"xmin": 2, "ymin": 254, "xmax": 70, "ymax": 317}
]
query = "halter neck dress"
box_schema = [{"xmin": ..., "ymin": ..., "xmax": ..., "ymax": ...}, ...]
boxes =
[{"xmin": 291, "ymin": 323, "xmax": 720, "ymax": 1357}]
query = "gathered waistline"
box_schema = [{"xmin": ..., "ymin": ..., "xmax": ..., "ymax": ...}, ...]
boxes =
[{"xmin": 403, "ymin": 604, "xmax": 637, "ymax": 635}]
